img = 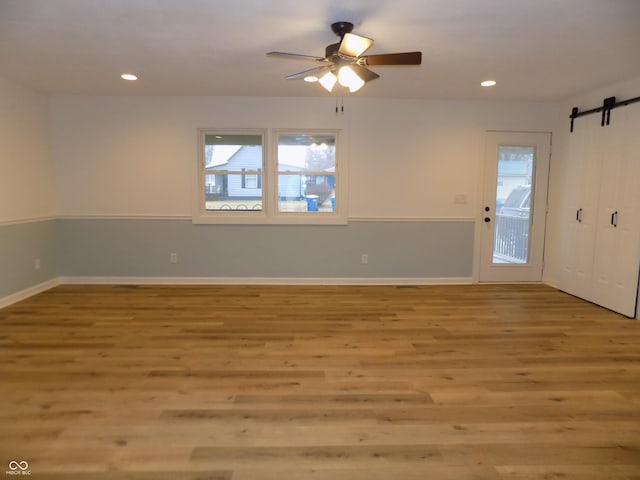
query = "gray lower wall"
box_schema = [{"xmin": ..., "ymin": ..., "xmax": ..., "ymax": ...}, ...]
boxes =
[
  {"xmin": 0, "ymin": 219, "xmax": 58, "ymax": 298},
  {"xmin": 57, "ymin": 219, "xmax": 474, "ymax": 280},
  {"xmin": 1, "ymin": 218, "xmax": 474, "ymax": 301}
]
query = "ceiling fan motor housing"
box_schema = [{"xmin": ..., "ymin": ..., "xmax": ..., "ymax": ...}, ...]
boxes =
[
  {"xmin": 325, "ymin": 42, "xmax": 340, "ymax": 59},
  {"xmin": 331, "ymin": 21, "xmax": 354, "ymax": 38}
]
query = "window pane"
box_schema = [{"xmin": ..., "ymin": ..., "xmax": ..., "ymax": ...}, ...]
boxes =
[
  {"xmin": 204, "ymin": 134, "xmax": 262, "ymax": 171},
  {"xmin": 277, "ymin": 134, "xmax": 336, "ymax": 173},
  {"xmin": 205, "ymin": 174, "xmax": 262, "ymax": 211},
  {"xmin": 278, "ymin": 174, "xmax": 336, "ymax": 213},
  {"xmin": 203, "ymin": 133, "xmax": 263, "ymax": 212}
]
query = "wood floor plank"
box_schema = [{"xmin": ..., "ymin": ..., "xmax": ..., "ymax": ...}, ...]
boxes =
[
  {"xmin": 496, "ymin": 464, "xmax": 640, "ymax": 480},
  {"xmin": 1, "ymin": 283, "xmax": 640, "ymax": 478},
  {"xmin": 30, "ymin": 473, "xmax": 231, "ymax": 480},
  {"xmin": 231, "ymin": 466, "xmax": 502, "ymax": 480}
]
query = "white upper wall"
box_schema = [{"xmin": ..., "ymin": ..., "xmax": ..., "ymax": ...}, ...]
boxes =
[
  {"xmin": 0, "ymin": 77, "xmax": 55, "ymax": 223},
  {"xmin": 49, "ymin": 95, "xmax": 559, "ymax": 219}
]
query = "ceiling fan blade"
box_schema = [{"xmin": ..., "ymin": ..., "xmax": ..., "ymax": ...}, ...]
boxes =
[
  {"xmin": 285, "ymin": 66, "xmax": 331, "ymax": 80},
  {"xmin": 351, "ymin": 65, "xmax": 380, "ymax": 83},
  {"xmin": 338, "ymin": 33, "xmax": 374, "ymax": 57},
  {"xmin": 266, "ymin": 52, "xmax": 328, "ymax": 62},
  {"xmin": 360, "ymin": 52, "xmax": 422, "ymax": 66}
]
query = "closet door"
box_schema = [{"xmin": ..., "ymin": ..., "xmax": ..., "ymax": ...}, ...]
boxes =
[
  {"xmin": 591, "ymin": 105, "xmax": 640, "ymax": 317},
  {"xmin": 559, "ymin": 114, "xmax": 603, "ymax": 299}
]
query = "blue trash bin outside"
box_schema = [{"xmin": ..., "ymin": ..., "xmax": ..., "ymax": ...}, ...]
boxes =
[
  {"xmin": 305, "ymin": 195, "xmax": 319, "ymax": 212},
  {"xmin": 330, "ymin": 197, "xmax": 335, "ymax": 212}
]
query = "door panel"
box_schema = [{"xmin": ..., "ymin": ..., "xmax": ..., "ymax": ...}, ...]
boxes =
[
  {"xmin": 591, "ymin": 105, "xmax": 640, "ymax": 317},
  {"xmin": 559, "ymin": 114, "xmax": 602, "ymax": 298}
]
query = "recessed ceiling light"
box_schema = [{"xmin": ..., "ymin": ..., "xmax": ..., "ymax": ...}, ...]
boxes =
[
  {"xmin": 481, "ymin": 80, "xmax": 497, "ymax": 87},
  {"xmin": 121, "ymin": 73, "xmax": 138, "ymax": 81},
  {"xmin": 304, "ymin": 76, "xmax": 319, "ymax": 83}
]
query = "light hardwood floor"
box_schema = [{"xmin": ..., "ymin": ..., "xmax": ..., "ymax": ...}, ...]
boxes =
[{"xmin": 1, "ymin": 284, "xmax": 640, "ymax": 479}]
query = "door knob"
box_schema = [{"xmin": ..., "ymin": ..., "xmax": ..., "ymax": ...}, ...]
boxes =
[{"xmin": 484, "ymin": 217, "xmax": 491, "ymax": 223}]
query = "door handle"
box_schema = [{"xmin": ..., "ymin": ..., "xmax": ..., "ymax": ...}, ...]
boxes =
[
  {"xmin": 484, "ymin": 217, "xmax": 491, "ymax": 223},
  {"xmin": 611, "ymin": 211, "xmax": 618, "ymax": 227},
  {"xmin": 576, "ymin": 208, "xmax": 583, "ymax": 223}
]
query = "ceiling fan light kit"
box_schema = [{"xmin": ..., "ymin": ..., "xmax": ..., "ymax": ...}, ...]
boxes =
[
  {"xmin": 338, "ymin": 66, "xmax": 365, "ymax": 92},
  {"xmin": 267, "ymin": 21, "xmax": 422, "ymax": 94},
  {"xmin": 318, "ymin": 71, "xmax": 338, "ymax": 92}
]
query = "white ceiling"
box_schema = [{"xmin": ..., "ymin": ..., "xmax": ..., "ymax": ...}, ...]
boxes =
[{"xmin": 1, "ymin": 0, "xmax": 639, "ymax": 101}]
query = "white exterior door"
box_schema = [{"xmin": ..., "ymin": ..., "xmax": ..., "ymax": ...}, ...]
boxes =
[{"xmin": 479, "ymin": 131, "xmax": 551, "ymax": 282}]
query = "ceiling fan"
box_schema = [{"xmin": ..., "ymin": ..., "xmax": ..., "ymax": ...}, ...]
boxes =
[{"xmin": 266, "ymin": 21, "xmax": 422, "ymax": 93}]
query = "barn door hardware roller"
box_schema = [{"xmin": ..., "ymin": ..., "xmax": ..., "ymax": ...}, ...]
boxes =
[
  {"xmin": 600, "ymin": 96, "xmax": 616, "ymax": 126},
  {"xmin": 569, "ymin": 94, "xmax": 640, "ymax": 132}
]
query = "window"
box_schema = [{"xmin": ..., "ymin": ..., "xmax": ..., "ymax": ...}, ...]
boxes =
[
  {"xmin": 201, "ymin": 131, "xmax": 264, "ymax": 212},
  {"xmin": 277, "ymin": 133, "xmax": 337, "ymax": 213},
  {"xmin": 195, "ymin": 129, "xmax": 345, "ymax": 224}
]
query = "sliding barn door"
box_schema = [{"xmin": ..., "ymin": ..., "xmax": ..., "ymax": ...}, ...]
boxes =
[
  {"xmin": 559, "ymin": 114, "xmax": 603, "ymax": 299},
  {"xmin": 590, "ymin": 105, "xmax": 640, "ymax": 317},
  {"xmin": 559, "ymin": 103, "xmax": 640, "ymax": 318}
]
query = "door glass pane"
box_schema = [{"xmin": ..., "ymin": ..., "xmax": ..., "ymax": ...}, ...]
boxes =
[{"xmin": 493, "ymin": 146, "xmax": 534, "ymax": 264}]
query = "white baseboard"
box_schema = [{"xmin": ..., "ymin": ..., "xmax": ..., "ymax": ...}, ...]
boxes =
[
  {"xmin": 0, "ymin": 278, "xmax": 61, "ymax": 309},
  {"xmin": 58, "ymin": 276, "xmax": 473, "ymax": 286},
  {"xmin": 543, "ymin": 279, "xmax": 560, "ymax": 289}
]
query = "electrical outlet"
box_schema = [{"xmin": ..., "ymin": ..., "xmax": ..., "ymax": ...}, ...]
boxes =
[
  {"xmin": 170, "ymin": 253, "xmax": 178, "ymax": 264},
  {"xmin": 361, "ymin": 254, "xmax": 368, "ymax": 264}
]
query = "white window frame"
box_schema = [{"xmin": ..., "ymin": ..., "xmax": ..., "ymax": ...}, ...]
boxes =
[{"xmin": 194, "ymin": 128, "xmax": 347, "ymax": 225}]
